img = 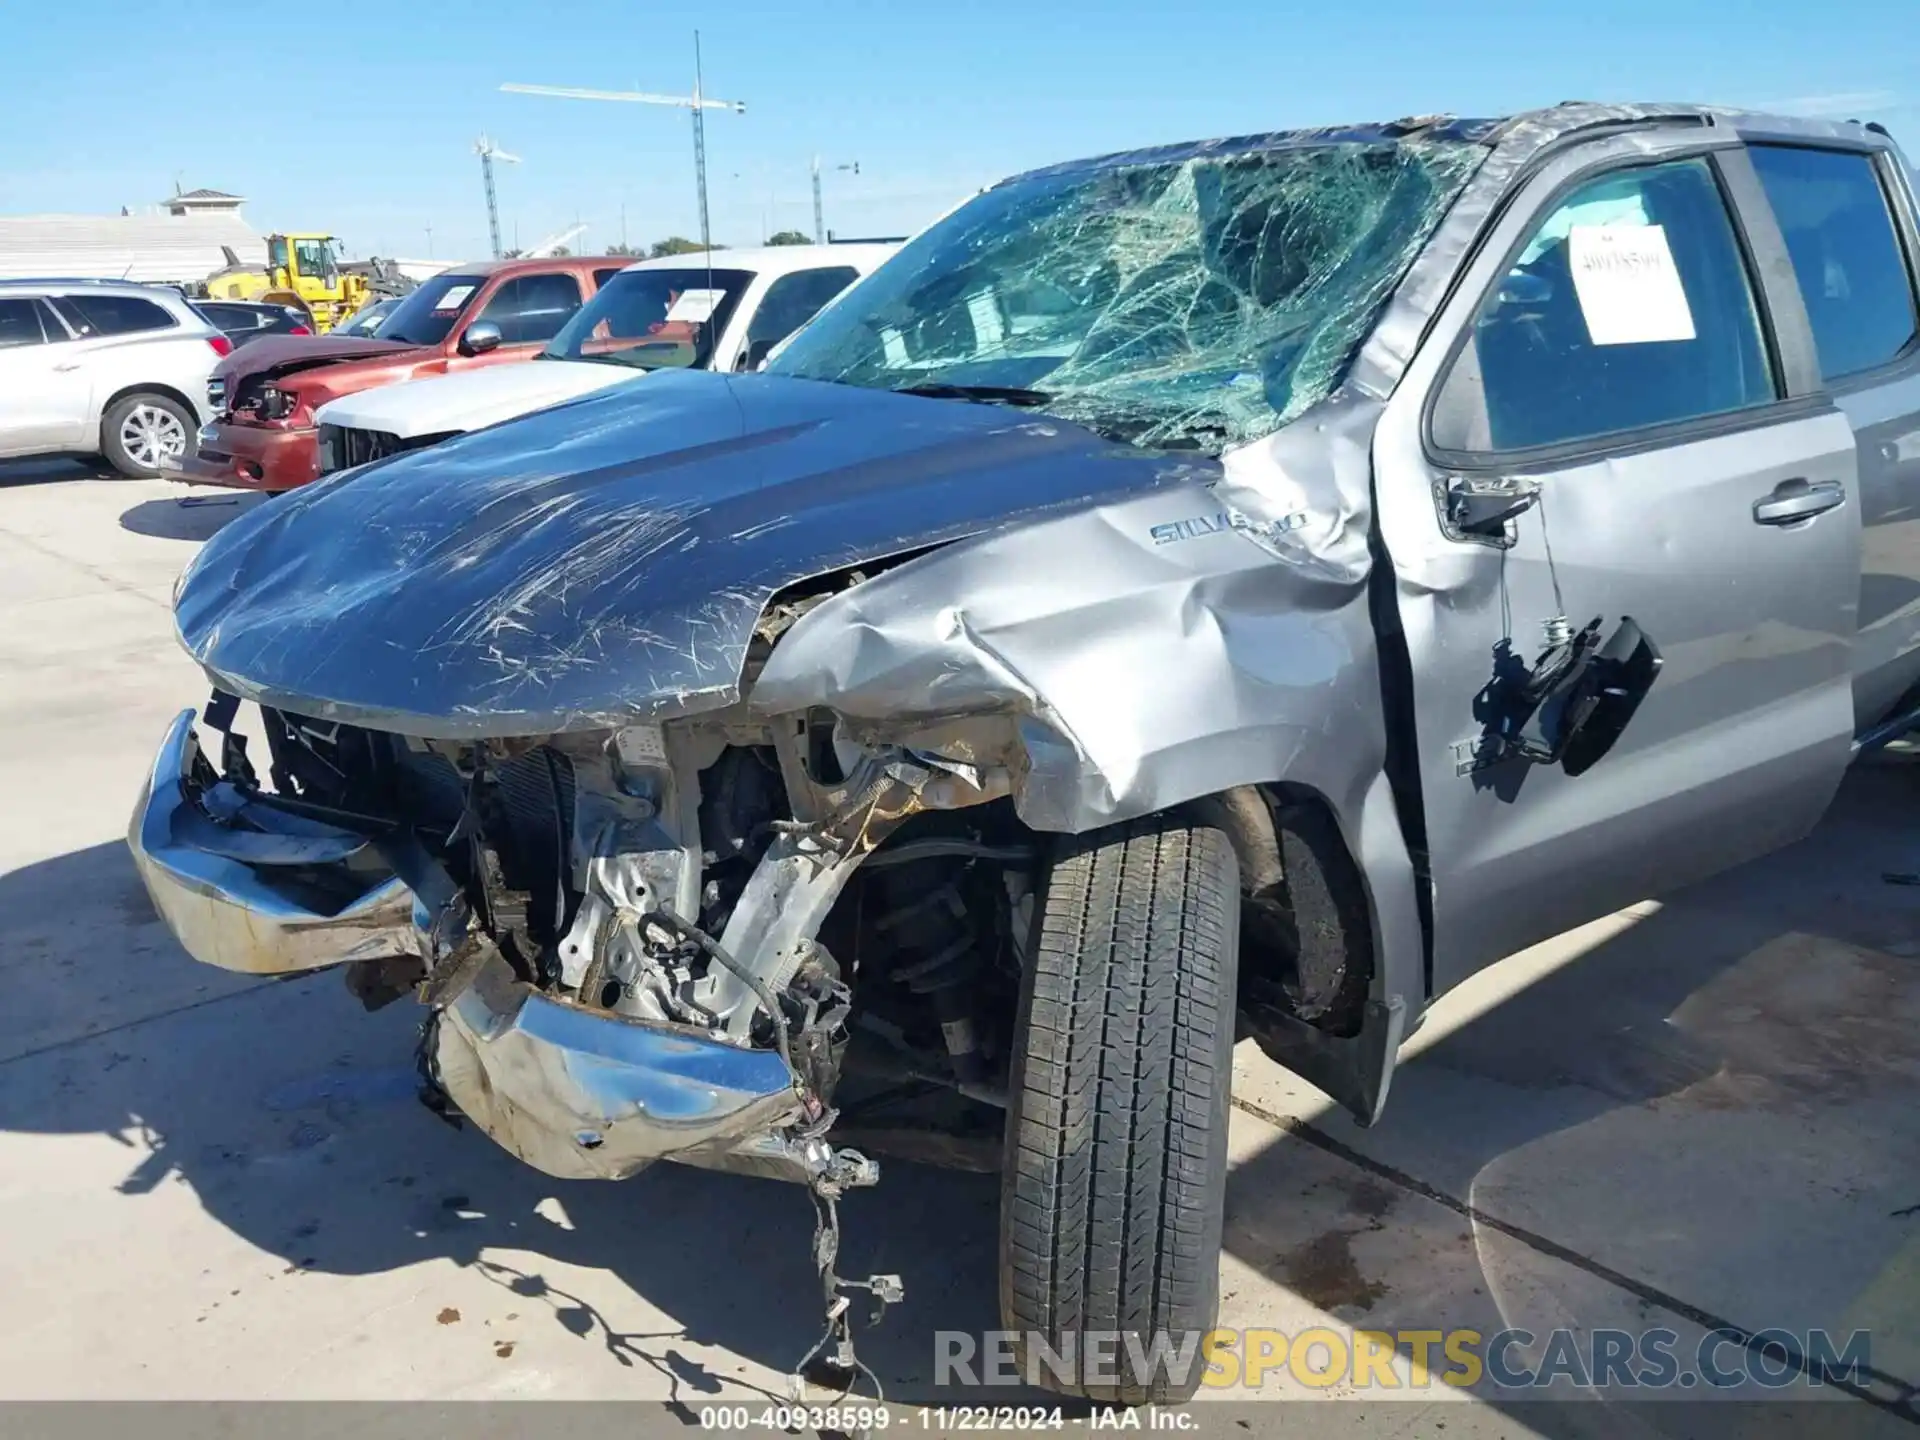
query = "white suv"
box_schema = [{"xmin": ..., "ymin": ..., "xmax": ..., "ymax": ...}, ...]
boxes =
[{"xmin": 0, "ymin": 280, "xmax": 229, "ymax": 476}]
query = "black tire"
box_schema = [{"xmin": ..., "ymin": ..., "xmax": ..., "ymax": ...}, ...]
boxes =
[
  {"xmin": 1000, "ymin": 817, "xmax": 1240, "ymax": 1404},
  {"xmin": 101, "ymin": 392, "xmax": 195, "ymax": 478}
]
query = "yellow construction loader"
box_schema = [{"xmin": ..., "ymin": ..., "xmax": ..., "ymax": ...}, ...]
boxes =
[{"xmin": 196, "ymin": 234, "xmax": 406, "ymax": 332}]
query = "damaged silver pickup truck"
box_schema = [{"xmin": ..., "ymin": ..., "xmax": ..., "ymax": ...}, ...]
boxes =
[{"xmin": 133, "ymin": 101, "xmax": 1920, "ymax": 1402}]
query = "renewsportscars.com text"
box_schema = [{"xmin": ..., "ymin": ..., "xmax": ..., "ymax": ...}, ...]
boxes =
[{"xmin": 935, "ymin": 1326, "xmax": 1873, "ymax": 1392}]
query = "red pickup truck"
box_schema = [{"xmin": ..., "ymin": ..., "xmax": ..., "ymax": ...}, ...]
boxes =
[{"xmin": 174, "ymin": 255, "xmax": 625, "ymax": 492}]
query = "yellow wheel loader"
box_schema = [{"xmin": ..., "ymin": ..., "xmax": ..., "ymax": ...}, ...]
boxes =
[{"xmin": 196, "ymin": 234, "xmax": 407, "ymax": 333}]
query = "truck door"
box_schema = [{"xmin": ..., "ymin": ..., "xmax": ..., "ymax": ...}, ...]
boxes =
[
  {"xmin": 1371, "ymin": 133, "xmax": 1861, "ymax": 995},
  {"xmin": 1742, "ymin": 138, "xmax": 1920, "ymax": 730}
]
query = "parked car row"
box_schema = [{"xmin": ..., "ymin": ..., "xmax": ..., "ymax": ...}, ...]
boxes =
[
  {"xmin": 100, "ymin": 100, "xmax": 1920, "ymax": 1406},
  {"xmin": 171, "ymin": 243, "xmax": 892, "ymax": 490},
  {"xmin": 0, "ymin": 243, "xmax": 890, "ymax": 481}
]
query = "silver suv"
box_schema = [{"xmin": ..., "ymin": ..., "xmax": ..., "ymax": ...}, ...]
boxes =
[{"xmin": 0, "ymin": 279, "xmax": 227, "ymax": 476}]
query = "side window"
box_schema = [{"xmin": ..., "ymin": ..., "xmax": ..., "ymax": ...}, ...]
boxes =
[
  {"xmin": 746, "ymin": 267, "xmax": 859, "ymax": 350},
  {"xmin": 1433, "ymin": 157, "xmax": 1777, "ymax": 453},
  {"xmin": 478, "ymin": 273, "xmax": 585, "ymax": 345},
  {"xmin": 0, "ymin": 299, "xmax": 47, "ymax": 349},
  {"xmin": 1749, "ymin": 144, "xmax": 1919, "ymax": 381},
  {"xmin": 593, "ymin": 267, "xmax": 625, "ymax": 289},
  {"xmin": 53, "ymin": 293, "xmax": 178, "ymax": 337}
]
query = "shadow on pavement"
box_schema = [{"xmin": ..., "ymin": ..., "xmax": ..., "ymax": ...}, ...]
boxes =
[
  {"xmin": 0, "ymin": 456, "xmax": 120, "ymax": 490},
  {"xmin": 0, "ymin": 840, "xmax": 1014, "ymax": 1407},
  {"xmin": 1218, "ymin": 757, "xmax": 1920, "ymax": 1436},
  {"xmin": 118, "ymin": 491, "xmax": 264, "ymax": 542},
  {"xmin": 1, "ymin": 766, "xmax": 1916, "ymax": 1423}
]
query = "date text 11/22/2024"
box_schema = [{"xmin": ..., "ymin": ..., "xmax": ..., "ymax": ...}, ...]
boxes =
[{"xmin": 697, "ymin": 1406, "xmax": 1197, "ymax": 1431}]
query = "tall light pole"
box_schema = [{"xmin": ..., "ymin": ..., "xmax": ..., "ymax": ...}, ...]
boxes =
[
  {"xmin": 502, "ymin": 31, "xmax": 745, "ymax": 253},
  {"xmin": 811, "ymin": 157, "xmax": 859, "ymax": 243},
  {"xmin": 474, "ymin": 135, "xmax": 520, "ymax": 259}
]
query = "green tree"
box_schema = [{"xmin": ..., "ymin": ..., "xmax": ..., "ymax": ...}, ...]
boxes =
[
  {"xmin": 766, "ymin": 229, "xmax": 811, "ymax": 247},
  {"xmin": 649, "ymin": 236, "xmax": 725, "ymax": 258},
  {"xmin": 606, "ymin": 242, "xmax": 643, "ymax": 257}
]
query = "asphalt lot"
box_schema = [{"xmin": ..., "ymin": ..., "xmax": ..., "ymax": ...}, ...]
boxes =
[{"xmin": 0, "ymin": 456, "xmax": 1916, "ymax": 1437}]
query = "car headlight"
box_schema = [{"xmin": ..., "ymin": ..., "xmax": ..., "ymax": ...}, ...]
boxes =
[{"xmin": 257, "ymin": 386, "xmax": 298, "ymax": 422}]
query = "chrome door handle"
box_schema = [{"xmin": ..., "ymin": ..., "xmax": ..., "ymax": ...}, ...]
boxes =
[
  {"xmin": 1753, "ymin": 478, "xmax": 1845, "ymax": 526},
  {"xmin": 52, "ymin": 361, "xmax": 81, "ymax": 372}
]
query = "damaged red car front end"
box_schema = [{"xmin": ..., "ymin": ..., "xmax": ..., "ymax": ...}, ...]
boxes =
[{"xmin": 173, "ymin": 335, "xmax": 423, "ymax": 491}]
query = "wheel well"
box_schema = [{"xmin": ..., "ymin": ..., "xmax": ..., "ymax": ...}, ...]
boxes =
[
  {"xmin": 99, "ymin": 383, "xmax": 200, "ymax": 438},
  {"xmin": 1190, "ymin": 782, "xmax": 1378, "ymax": 1039}
]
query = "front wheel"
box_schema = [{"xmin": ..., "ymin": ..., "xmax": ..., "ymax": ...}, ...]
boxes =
[
  {"xmin": 999, "ymin": 817, "xmax": 1240, "ymax": 1404},
  {"xmin": 102, "ymin": 392, "xmax": 194, "ymax": 478}
]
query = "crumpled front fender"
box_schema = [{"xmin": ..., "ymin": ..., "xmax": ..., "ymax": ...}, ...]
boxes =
[{"xmin": 750, "ymin": 452, "xmax": 1379, "ymax": 838}]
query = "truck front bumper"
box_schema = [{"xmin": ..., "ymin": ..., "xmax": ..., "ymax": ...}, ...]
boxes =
[
  {"xmin": 127, "ymin": 709, "xmax": 416, "ymax": 974},
  {"xmin": 128, "ymin": 709, "xmax": 820, "ymax": 1183}
]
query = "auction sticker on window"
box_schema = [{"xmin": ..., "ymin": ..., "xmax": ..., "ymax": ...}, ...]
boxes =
[
  {"xmin": 665, "ymin": 289, "xmax": 725, "ymax": 324},
  {"xmin": 1568, "ymin": 224, "xmax": 1695, "ymax": 345},
  {"xmin": 433, "ymin": 284, "xmax": 476, "ymax": 313}
]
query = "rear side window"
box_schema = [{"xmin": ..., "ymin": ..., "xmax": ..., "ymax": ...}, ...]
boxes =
[
  {"xmin": 593, "ymin": 267, "xmax": 625, "ymax": 288},
  {"xmin": 477, "ymin": 273, "xmax": 584, "ymax": 345},
  {"xmin": 1434, "ymin": 157, "xmax": 1777, "ymax": 453},
  {"xmin": 746, "ymin": 267, "xmax": 860, "ymax": 349},
  {"xmin": 1749, "ymin": 144, "xmax": 1919, "ymax": 381},
  {"xmin": 0, "ymin": 299, "xmax": 47, "ymax": 348},
  {"xmin": 197, "ymin": 302, "xmax": 262, "ymax": 331},
  {"xmin": 51, "ymin": 292, "xmax": 177, "ymax": 337}
]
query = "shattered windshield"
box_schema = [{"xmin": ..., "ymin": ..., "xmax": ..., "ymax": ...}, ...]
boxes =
[{"xmin": 768, "ymin": 137, "xmax": 1484, "ymax": 451}]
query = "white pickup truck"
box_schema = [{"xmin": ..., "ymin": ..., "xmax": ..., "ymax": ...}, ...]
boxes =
[{"xmin": 312, "ymin": 243, "xmax": 895, "ymax": 473}]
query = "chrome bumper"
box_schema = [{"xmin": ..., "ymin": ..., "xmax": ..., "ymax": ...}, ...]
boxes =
[
  {"xmin": 433, "ymin": 954, "xmax": 807, "ymax": 1182},
  {"xmin": 127, "ymin": 709, "xmax": 416, "ymax": 975},
  {"xmin": 131, "ymin": 709, "xmax": 831, "ymax": 1185}
]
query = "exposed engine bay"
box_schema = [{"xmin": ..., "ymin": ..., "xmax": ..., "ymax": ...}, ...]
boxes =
[{"xmin": 175, "ymin": 542, "xmax": 1381, "ymax": 1148}]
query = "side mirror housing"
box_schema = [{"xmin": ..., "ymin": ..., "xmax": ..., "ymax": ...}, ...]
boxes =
[
  {"xmin": 736, "ymin": 336, "xmax": 777, "ymax": 372},
  {"xmin": 458, "ymin": 321, "xmax": 503, "ymax": 357}
]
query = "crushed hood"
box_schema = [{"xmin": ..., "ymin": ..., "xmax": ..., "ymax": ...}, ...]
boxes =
[
  {"xmin": 216, "ymin": 333, "xmax": 419, "ymax": 390},
  {"xmin": 314, "ymin": 358, "xmax": 640, "ymax": 438},
  {"xmin": 175, "ymin": 369, "xmax": 1208, "ymax": 736}
]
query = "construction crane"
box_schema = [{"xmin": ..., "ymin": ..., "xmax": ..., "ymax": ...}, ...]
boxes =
[
  {"xmin": 502, "ymin": 30, "xmax": 743, "ymax": 253},
  {"xmin": 475, "ymin": 135, "xmax": 520, "ymax": 259},
  {"xmin": 811, "ymin": 157, "xmax": 860, "ymax": 244}
]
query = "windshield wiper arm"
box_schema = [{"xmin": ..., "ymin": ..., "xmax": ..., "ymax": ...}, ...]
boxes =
[{"xmin": 893, "ymin": 382, "xmax": 1051, "ymax": 407}]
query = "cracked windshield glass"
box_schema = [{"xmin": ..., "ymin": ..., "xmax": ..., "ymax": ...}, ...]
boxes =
[{"xmin": 768, "ymin": 137, "xmax": 1484, "ymax": 451}]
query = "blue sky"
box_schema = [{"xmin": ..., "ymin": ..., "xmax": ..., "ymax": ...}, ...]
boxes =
[{"xmin": 1, "ymin": 0, "xmax": 1913, "ymax": 262}]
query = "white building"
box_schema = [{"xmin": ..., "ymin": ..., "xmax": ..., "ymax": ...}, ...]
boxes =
[{"xmin": 0, "ymin": 189, "xmax": 266, "ymax": 284}]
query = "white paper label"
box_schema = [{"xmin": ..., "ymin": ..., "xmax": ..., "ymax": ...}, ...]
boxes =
[
  {"xmin": 664, "ymin": 288, "xmax": 724, "ymax": 324},
  {"xmin": 433, "ymin": 284, "xmax": 475, "ymax": 313},
  {"xmin": 1567, "ymin": 224, "xmax": 1695, "ymax": 345},
  {"xmin": 614, "ymin": 723, "xmax": 669, "ymax": 767}
]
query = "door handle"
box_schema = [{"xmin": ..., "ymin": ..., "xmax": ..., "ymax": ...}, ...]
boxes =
[
  {"xmin": 1752, "ymin": 478, "xmax": 1845, "ymax": 526},
  {"xmin": 52, "ymin": 361, "xmax": 81, "ymax": 372}
]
